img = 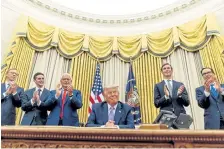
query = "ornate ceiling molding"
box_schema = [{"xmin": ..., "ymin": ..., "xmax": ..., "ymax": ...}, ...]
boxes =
[{"xmin": 24, "ymin": 0, "xmax": 208, "ymax": 25}]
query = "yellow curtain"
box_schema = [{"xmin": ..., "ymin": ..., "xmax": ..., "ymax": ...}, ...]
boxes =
[
  {"xmin": 178, "ymin": 16, "xmax": 207, "ymax": 49},
  {"xmin": 147, "ymin": 28, "xmax": 174, "ymax": 57},
  {"xmin": 199, "ymin": 36, "xmax": 224, "ymax": 82},
  {"xmin": 1, "ymin": 38, "xmax": 35, "ymax": 125},
  {"xmin": 58, "ymin": 29, "xmax": 85, "ymax": 58},
  {"xmin": 118, "ymin": 35, "xmax": 142, "ymax": 59},
  {"xmin": 70, "ymin": 53, "xmax": 97, "ymax": 123},
  {"xmin": 6, "ymin": 13, "xmax": 221, "ymax": 62},
  {"xmin": 88, "ymin": 36, "xmax": 113, "ymax": 59},
  {"xmin": 132, "ymin": 53, "xmax": 162, "ymax": 123},
  {"xmin": 27, "ymin": 18, "xmax": 55, "ymax": 49}
]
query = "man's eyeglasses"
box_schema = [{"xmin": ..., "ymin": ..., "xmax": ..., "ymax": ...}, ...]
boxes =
[
  {"xmin": 9, "ymin": 72, "xmax": 19, "ymax": 76},
  {"xmin": 202, "ymin": 71, "xmax": 212, "ymax": 76}
]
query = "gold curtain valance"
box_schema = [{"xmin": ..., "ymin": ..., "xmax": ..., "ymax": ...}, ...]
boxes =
[{"xmin": 10, "ymin": 13, "xmax": 224, "ymax": 61}]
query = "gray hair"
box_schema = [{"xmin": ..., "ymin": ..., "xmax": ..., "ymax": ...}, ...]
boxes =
[{"xmin": 60, "ymin": 73, "xmax": 72, "ymax": 81}]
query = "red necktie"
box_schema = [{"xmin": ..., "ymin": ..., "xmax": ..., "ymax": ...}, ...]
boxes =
[{"xmin": 60, "ymin": 91, "xmax": 67, "ymax": 119}]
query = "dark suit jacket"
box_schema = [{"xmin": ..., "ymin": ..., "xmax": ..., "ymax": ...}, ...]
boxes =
[
  {"xmin": 1, "ymin": 83, "xmax": 24, "ymax": 125},
  {"xmin": 196, "ymin": 84, "xmax": 224, "ymax": 129},
  {"xmin": 20, "ymin": 87, "xmax": 51, "ymax": 125},
  {"xmin": 154, "ymin": 80, "xmax": 190, "ymax": 117},
  {"xmin": 45, "ymin": 90, "xmax": 82, "ymax": 126},
  {"xmin": 86, "ymin": 101, "xmax": 135, "ymax": 129}
]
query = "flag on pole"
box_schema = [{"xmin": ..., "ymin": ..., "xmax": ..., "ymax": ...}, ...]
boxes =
[
  {"xmin": 125, "ymin": 64, "xmax": 141, "ymax": 124},
  {"xmin": 88, "ymin": 63, "xmax": 104, "ymax": 114}
]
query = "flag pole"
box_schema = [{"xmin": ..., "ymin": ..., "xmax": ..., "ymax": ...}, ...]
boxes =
[{"xmin": 129, "ymin": 56, "xmax": 133, "ymax": 99}]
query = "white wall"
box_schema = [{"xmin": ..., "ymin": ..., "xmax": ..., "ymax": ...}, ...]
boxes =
[
  {"xmin": 1, "ymin": 0, "xmax": 224, "ymax": 60},
  {"xmin": 1, "ymin": 5, "xmax": 21, "ymax": 62},
  {"xmin": 214, "ymin": 4, "xmax": 224, "ymax": 34}
]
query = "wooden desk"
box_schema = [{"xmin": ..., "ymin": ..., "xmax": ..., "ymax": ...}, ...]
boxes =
[{"xmin": 1, "ymin": 126, "xmax": 224, "ymax": 148}]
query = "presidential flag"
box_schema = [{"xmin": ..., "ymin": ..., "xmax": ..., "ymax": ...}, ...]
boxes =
[{"xmin": 125, "ymin": 64, "xmax": 141, "ymax": 124}]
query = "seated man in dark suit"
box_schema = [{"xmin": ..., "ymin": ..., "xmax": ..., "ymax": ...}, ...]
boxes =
[
  {"xmin": 21, "ymin": 72, "xmax": 51, "ymax": 125},
  {"xmin": 154, "ymin": 63, "xmax": 190, "ymax": 117},
  {"xmin": 196, "ymin": 67, "xmax": 224, "ymax": 129},
  {"xmin": 86, "ymin": 85, "xmax": 135, "ymax": 129},
  {"xmin": 46, "ymin": 73, "xmax": 82, "ymax": 126},
  {"xmin": 1, "ymin": 68, "xmax": 24, "ymax": 125}
]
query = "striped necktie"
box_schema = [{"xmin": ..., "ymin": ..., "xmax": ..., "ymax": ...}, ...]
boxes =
[
  {"xmin": 108, "ymin": 106, "xmax": 115, "ymax": 121},
  {"xmin": 167, "ymin": 80, "xmax": 172, "ymax": 97}
]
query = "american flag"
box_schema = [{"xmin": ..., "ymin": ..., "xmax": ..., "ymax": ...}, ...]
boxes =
[{"xmin": 88, "ymin": 63, "xmax": 104, "ymax": 114}]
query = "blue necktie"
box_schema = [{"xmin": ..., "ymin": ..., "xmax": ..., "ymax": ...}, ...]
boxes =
[
  {"xmin": 38, "ymin": 89, "xmax": 41, "ymax": 97},
  {"xmin": 210, "ymin": 84, "xmax": 219, "ymax": 99},
  {"xmin": 108, "ymin": 107, "xmax": 115, "ymax": 121}
]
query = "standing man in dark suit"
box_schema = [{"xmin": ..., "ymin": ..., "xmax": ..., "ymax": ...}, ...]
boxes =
[
  {"xmin": 154, "ymin": 63, "xmax": 190, "ymax": 117},
  {"xmin": 46, "ymin": 73, "xmax": 82, "ymax": 126},
  {"xmin": 86, "ymin": 85, "xmax": 135, "ymax": 129},
  {"xmin": 196, "ymin": 67, "xmax": 224, "ymax": 129},
  {"xmin": 1, "ymin": 68, "xmax": 24, "ymax": 125},
  {"xmin": 21, "ymin": 72, "xmax": 51, "ymax": 125}
]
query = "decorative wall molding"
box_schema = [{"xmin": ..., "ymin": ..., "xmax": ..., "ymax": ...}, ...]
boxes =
[
  {"xmin": 2, "ymin": 0, "xmax": 223, "ymax": 37},
  {"xmin": 23, "ymin": 0, "xmax": 208, "ymax": 25}
]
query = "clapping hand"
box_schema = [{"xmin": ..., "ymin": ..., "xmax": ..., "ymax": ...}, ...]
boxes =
[
  {"xmin": 204, "ymin": 77, "xmax": 214, "ymax": 92},
  {"xmin": 55, "ymin": 83, "xmax": 62, "ymax": 98},
  {"xmin": 32, "ymin": 91, "xmax": 39, "ymax": 103},
  {"xmin": 105, "ymin": 120, "xmax": 115, "ymax": 127},
  {"xmin": 177, "ymin": 85, "xmax": 185, "ymax": 96},
  {"xmin": 10, "ymin": 82, "xmax": 18, "ymax": 94},
  {"xmin": 67, "ymin": 84, "xmax": 73, "ymax": 96},
  {"xmin": 6, "ymin": 85, "xmax": 12, "ymax": 96}
]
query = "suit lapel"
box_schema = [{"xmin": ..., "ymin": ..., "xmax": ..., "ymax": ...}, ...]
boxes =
[
  {"xmin": 59, "ymin": 90, "xmax": 67, "ymax": 107},
  {"xmin": 64, "ymin": 91, "xmax": 70, "ymax": 106},
  {"xmin": 172, "ymin": 80, "xmax": 177, "ymax": 97},
  {"xmin": 114, "ymin": 102, "xmax": 122, "ymax": 125},
  {"xmin": 40, "ymin": 88, "xmax": 47, "ymax": 101},
  {"xmin": 16, "ymin": 86, "xmax": 21, "ymax": 93},
  {"xmin": 160, "ymin": 81, "xmax": 166, "ymax": 96},
  {"xmin": 54, "ymin": 90, "xmax": 62, "ymax": 107},
  {"xmin": 1, "ymin": 83, "xmax": 6, "ymax": 93},
  {"xmin": 102, "ymin": 102, "xmax": 108, "ymax": 124},
  {"xmin": 64, "ymin": 95, "xmax": 69, "ymax": 105},
  {"xmin": 30, "ymin": 88, "xmax": 36, "ymax": 98}
]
